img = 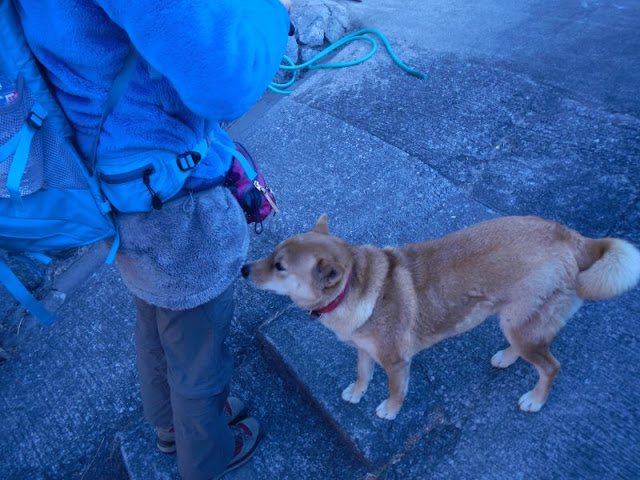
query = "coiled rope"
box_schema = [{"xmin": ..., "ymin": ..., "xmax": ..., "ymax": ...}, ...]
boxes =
[{"xmin": 269, "ymin": 28, "xmax": 428, "ymax": 94}]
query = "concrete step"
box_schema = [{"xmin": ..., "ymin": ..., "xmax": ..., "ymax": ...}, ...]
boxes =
[
  {"xmin": 118, "ymin": 422, "xmax": 177, "ymax": 480},
  {"xmin": 258, "ymin": 310, "xmax": 452, "ymax": 469},
  {"xmin": 118, "ymin": 346, "xmax": 368, "ymax": 480}
]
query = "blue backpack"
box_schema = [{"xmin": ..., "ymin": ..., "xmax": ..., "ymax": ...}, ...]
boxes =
[
  {"xmin": 0, "ymin": 0, "xmax": 120, "ymax": 326},
  {"xmin": 0, "ymin": 0, "xmax": 213, "ymax": 326}
]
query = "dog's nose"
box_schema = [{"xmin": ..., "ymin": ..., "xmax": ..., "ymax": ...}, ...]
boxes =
[{"xmin": 241, "ymin": 264, "xmax": 250, "ymax": 278}]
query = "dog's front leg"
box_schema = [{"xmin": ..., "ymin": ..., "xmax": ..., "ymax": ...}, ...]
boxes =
[
  {"xmin": 376, "ymin": 360, "xmax": 411, "ymax": 420},
  {"xmin": 342, "ymin": 348, "xmax": 375, "ymax": 404}
]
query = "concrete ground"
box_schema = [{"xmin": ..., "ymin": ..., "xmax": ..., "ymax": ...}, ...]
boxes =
[{"xmin": 1, "ymin": 0, "xmax": 638, "ymax": 479}]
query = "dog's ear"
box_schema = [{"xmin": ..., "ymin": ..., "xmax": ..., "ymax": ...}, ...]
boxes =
[
  {"xmin": 312, "ymin": 213, "xmax": 329, "ymax": 235},
  {"xmin": 315, "ymin": 259, "xmax": 344, "ymax": 289}
]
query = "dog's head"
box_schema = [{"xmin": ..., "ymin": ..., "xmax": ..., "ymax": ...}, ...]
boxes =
[{"xmin": 242, "ymin": 214, "xmax": 352, "ymax": 311}]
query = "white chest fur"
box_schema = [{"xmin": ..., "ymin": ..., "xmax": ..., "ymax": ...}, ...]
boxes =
[{"xmin": 319, "ymin": 294, "xmax": 376, "ymax": 340}]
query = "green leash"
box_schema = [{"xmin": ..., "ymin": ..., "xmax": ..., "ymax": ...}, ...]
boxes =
[{"xmin": 269, "ymin": 28, "xmax": 428, "ymax": 94}]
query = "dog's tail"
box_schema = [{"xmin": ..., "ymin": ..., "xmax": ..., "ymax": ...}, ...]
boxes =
[{"xmin": 575, "ymin": 237, "xmax": 640, "ymax": 300}]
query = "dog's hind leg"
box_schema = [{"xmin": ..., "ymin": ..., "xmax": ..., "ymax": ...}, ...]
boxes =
[
  {"xmin": 516, "ymin": 343, "xmax": 560, "ymax": 412},
  {"xmin": 503, "ymin": 292, "xmax": 582, "ymax": 412},
  {"xmin": 342, "ymin": 349, "xmax": 375, "ymax": 404}
]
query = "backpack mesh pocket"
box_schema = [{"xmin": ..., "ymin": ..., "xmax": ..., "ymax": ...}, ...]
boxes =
[{"xmin": 0, "ymin": 75, "xmax": 45, "ymax": 197}]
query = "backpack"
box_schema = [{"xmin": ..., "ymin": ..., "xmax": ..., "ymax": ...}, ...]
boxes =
[{"xmin": 0, "ymin": 0, "xmax": 117, "ymax": 326}]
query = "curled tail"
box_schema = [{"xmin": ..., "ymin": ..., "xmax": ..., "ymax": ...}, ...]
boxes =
[{"xmin": 576, "ymin": 237, "xmax": 640, "ymax": 300}]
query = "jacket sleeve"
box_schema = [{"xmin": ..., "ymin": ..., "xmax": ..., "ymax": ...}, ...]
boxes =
[{"xmin": 95, "ymin": 0, "xmax": 289, "ymax": 120}]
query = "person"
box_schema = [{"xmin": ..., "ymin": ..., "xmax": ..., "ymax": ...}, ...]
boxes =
[{"xmin": 15, "ymin": 0, "xmax": 291, "ymax": 478}]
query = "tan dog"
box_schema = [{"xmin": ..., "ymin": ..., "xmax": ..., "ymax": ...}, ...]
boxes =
[{"xmin": 242, "ymin": 215, "xmax": 640, "ymax": 419}]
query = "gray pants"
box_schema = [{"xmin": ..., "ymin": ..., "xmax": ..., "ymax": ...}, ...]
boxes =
[{"xmin": 135, "ymin": 285, "xmax": 235, "ymax": 479}]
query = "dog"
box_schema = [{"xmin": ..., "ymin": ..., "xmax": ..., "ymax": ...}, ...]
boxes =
[{"xmin": 242, "ymin": 214, "xmax": 640, "ymax": 419}]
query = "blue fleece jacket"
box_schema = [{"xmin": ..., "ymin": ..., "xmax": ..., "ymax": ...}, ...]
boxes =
[
  {"xmin": 16, "ymin": 0, "xmax": 289, "ymax": 180},
  {"xmin": 15, "ymin": 0, "xmax": 289, "ymax": 309}
]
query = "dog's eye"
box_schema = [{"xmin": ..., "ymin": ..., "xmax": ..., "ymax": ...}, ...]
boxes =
[{"xmin": 275, "ymin": 262, "xmax": 286, "ymax": 272}]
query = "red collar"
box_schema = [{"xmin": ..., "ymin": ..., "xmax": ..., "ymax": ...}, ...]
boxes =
[{"xmin": 309, "ymin": 274, "xmax": 352, "ymax": 317}]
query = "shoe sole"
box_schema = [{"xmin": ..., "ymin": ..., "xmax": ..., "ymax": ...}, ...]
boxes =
[
  {"xmin": 211, "ymin": 431, "xmax": 263, "ymax": 480},
  {"xmin": 156, "ymin": 440, "xmax": 176, "ymax": 454},
  {"xmin": 156, "ymin": 407, "xmax": 241, "ymax": 455}
]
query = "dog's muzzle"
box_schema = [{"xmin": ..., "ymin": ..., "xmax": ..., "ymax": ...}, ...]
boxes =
[{"xmin": 241, "ymin": 264, "xmax": 251, "ymax": 278}]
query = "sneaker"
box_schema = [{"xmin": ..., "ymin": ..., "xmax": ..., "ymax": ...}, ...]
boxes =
[
  {"xmin": 155, "ymin": 397, "xmax": 246, "ymax": 454},
  {"xmin": 212, "ymin": 417, "xmax": 262, "ymax": 480},
  {"xmin": 156, "ymin": 425, "xmax": 176, "ymax": 454}
]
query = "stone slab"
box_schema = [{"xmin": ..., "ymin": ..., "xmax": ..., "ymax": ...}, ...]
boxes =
[
  {"xmin": 229, "ymin": 92, "xmax": 499, "ymax": 470},
  {"xmin": 118, "ymin": 422, "xmax": 177, "ymax": 480}
]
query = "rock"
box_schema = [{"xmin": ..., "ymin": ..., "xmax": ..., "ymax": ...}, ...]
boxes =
[
  {"xmin": 296, "ymin": 13, "xmax": 327, "ymax": 47},
  {"xmin": 325, "ymin": 2, "xmax": 350, "ymax": 44},
  {"xmin": 285, "ymin": 0, "xmax": 354, "ymax": 74},
  {"xmin": 293, "ymin": 0, "xmax": 351, "ymax": 46},
  {"xmin": 300, "ymin": 45, "xmax": 326, "ymax": 65},
  {"xmin": 325, "ymin": 17, "xmax": 347, "ymax": 44}
]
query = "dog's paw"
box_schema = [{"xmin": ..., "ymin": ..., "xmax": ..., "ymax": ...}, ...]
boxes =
[
  {"xmin": 518, "ymin": 391, "xmax": 545, "ymax": 413},
  {"xmin": 375, "ymin": 399, "xmax": 400, "ymax": 420},
  {"xmin": 491, "ymin": 347, "xmax": 518, "ymax": 369},
  {"xmin": 341, "ymin": 383, "xmax": 366, "ymax": 404}
]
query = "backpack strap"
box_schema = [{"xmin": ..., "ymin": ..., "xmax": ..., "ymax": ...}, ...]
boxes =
[
  {"xmin": 88, "ymin": 45, "xmax": 140, "ymax": 172},
  {"xmin": 213, "ymin": 139, "xmax": 258, "ymax": 182},
  {"xmin": 0, "ymin": 257, "xmax": 55, "ymax": 326},
  {"xmin": 5, "ymin": 103, "xmax": 48, "ymax": 214},
  {"xmin": 105, "ymin": 228, "xmax": 120, "ymax": 265}
]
